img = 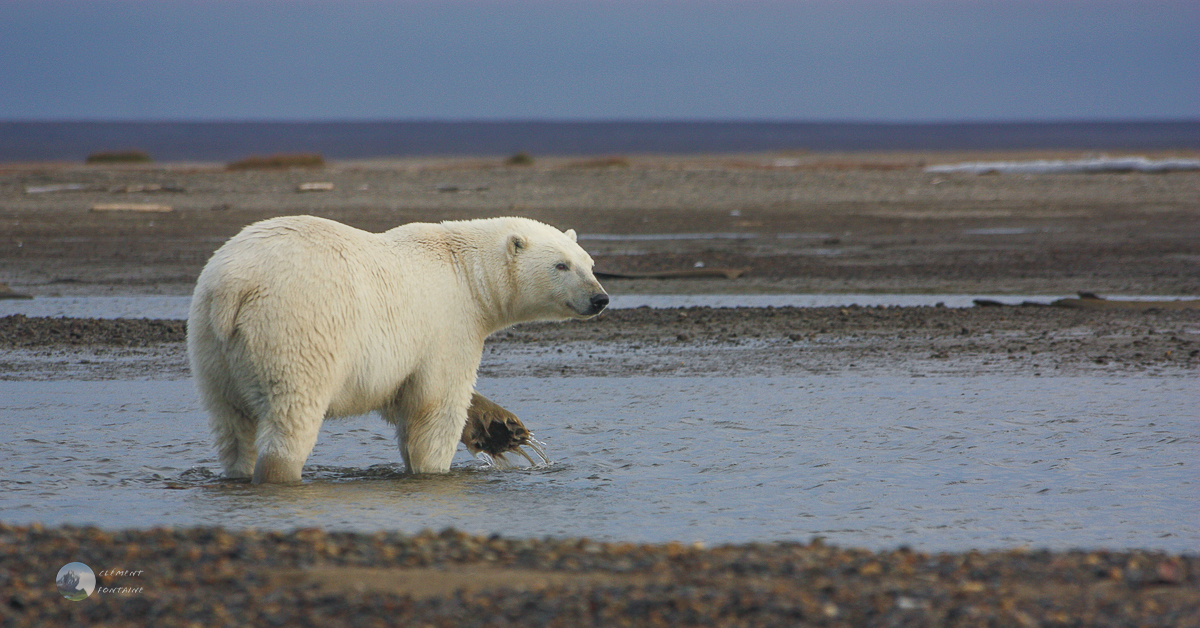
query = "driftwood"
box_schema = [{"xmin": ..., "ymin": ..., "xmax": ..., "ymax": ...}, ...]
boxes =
[
  {"xmin": 1052, "ymin": 293, "xmax": 1200, "ymax": 311},
  {"xmin": 0, "ymin": 282, "xmax": 32, "ymax": 300},
  {"xmin": 594, "ymin": 267, "xmax": 749, "ymax": 280},
  {"xmin": 975, "ymin": 292, "xmax": 1200, "ymax": 311},
  {"xmin": 91, "ymin": 203, "xmax": 173, "ymax": 213},
  {"xmin": 111, "ymin": 184, "xmax": 186, "ymax": 194},
  {"xmin": 25, "ymin": 184, "xmax": 94, "ymax": 194},
  {"xmin": 297, "ymin": 182, "xmax": 335, "ymax": 192}
]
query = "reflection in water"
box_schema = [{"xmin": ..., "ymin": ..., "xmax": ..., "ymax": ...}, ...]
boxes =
[
  {"xmin": 0, "ymin": 377, "xmax": 1195, "ymax": 552},
  {"xmin": 181, "ymin": 466, "xmax": 487, "ymax": 527}
]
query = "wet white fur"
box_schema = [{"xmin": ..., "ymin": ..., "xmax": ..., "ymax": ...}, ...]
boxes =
[{"xmin": 187, "ymin": 215, "xmax": 606, "ymax": 482}]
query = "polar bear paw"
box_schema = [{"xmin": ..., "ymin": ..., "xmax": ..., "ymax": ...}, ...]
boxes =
[{"xmin": 462, "ymin": 393, "xmax": 550, "ymax": 467}]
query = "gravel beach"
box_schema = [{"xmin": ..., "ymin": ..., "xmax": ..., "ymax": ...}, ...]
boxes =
[
  {"xmin": 5, "ymin": 524, "xmax": 1198, "ymax": 627},
  {"xmin": 2, "ymin": 305, "xmax": 1198, "ymax": 381},
  {"xmin": 2, "ymin": 153, "xmax": 1198, "ymax": 624}
]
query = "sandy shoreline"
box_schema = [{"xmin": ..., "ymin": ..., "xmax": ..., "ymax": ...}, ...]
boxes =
[{"xmin": 3, "ymin": 154, "xmax": 1198, "ymax": 624}]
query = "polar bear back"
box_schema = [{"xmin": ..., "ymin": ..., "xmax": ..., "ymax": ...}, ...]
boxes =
[{"xmin": 190, "ymin": 215, "xmax": 482, "ymax": 418}]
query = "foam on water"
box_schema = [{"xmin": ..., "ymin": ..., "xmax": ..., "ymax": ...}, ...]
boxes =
[
  {"xmin": 926, "ymin": 156, "xmax": 1200, "ymax": 175},
  {"xmin": 1, "ymin": 376, "xmax": 1195, "ymax": 552}
]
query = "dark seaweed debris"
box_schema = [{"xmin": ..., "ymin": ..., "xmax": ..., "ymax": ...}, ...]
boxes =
[{"xmin": 0, "ymin": 314, "xmax": 186, "ymax": 347}]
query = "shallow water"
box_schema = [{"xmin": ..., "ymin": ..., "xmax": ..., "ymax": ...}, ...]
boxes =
[
  {"xmin": 5, "ymin": 293, "xmax": 1178, "ymax": 319},
  {"xmin": 1, "ymin": 375, "xmax": 1195, "ymax": 552}
]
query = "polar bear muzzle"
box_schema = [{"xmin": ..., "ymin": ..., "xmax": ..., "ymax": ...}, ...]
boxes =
[
  {"xmin": 585, "ymin": 293, "xmax": 609, "ymax": 316},
  {"xmin": 564, "ymin": 289, "xmax": 608, "ymax": 319}
]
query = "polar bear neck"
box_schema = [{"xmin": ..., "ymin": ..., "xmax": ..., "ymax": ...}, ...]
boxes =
[{"xmin": 437, "ymin": 224, "xmax": 522, "ymax": 334}]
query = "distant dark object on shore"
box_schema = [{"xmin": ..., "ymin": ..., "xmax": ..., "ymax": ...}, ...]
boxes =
[
  {"xmin": 226, "ymin": 153, "xmax": 325, "ymax": 170},
  {"xmin": 569, "ymin": 156, "xmax": 631, "ymax": 169},
  {"xmin": 505, "ymin": 151, "xmax": 534, "ymax": 166},
  {"xmin": 974, "ymin": 292, "xmax": 1200, "ymax": 311},
  {"xmin": 85, "ymin": 149, "xmax": 152, "ymax": 164}
]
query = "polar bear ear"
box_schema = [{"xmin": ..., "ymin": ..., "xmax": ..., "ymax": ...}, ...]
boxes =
[
  {"xmin": 507, "ymin": 234, "xmax": 526, "ymax": 256},
  {"xmin": 565, "ymin": 228, "xmax": 577, "ymax": 243}
]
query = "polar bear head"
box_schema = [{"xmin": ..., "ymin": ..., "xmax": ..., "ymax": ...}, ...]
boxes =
[{"xmin": 493, "ymin": 218, "xmax": 608, "ymax": 323}]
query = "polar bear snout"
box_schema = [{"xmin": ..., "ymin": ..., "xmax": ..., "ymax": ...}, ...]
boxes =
[
  {"xmin": 587, "ymin": 293, "xmax": 610, "ymax": 315},
  {"xmin": 566, "ymin": 290, "xmax": 608, "ymax": 318}
]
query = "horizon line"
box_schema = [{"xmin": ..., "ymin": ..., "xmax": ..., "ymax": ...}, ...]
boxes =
[{"xmin": 4, "ymin": 117, "xmax": 1199, "ymax": 126}]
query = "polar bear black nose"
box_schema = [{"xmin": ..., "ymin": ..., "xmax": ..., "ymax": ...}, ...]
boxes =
[{"xmin": 590, "ymin": 293, "xmax": 609, "ymax": 312}]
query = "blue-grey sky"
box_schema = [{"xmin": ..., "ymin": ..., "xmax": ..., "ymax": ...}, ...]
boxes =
[{"xmin": 1, "ymin": 0, "xmax": 1196, "ymax": 121}]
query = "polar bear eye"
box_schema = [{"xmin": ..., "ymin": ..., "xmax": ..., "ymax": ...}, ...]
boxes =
[{"xmin": 555, "ymin": 262, "xmax": 570, "ymax": 271}]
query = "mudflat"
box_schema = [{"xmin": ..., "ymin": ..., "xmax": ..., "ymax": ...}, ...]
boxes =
[{"xmin": 2, "ymin": 150, "xmax": 1198, "ymax": 297}]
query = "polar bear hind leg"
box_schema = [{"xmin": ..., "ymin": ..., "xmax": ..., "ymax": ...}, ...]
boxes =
[
  {"xmin": 249, "ymin": 388, "xmax": 329, "ymax": 484},
  {"xmin": 190, "ymin": 317, "xmax": 260, "ymax": 480},
  {"xmin": 206, "ymin": 395, "xmax": 259, "ymax": 479}
]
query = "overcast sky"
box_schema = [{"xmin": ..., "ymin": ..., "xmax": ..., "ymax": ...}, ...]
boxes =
[{"xmin": 1, "ymin": 0, "xmax": 1196, "ymax": 121}]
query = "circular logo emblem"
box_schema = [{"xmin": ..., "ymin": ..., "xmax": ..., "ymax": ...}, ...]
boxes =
[{"xmin": 56, "ymin": 563, "xmax": 96, "ymax": 601}]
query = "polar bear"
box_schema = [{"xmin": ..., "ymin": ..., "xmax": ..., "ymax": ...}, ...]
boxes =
[{"xmin": 187, "ymin": 215, "xmax": 607, "ymax": 483}]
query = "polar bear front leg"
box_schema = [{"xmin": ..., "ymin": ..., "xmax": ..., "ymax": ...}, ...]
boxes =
[{"xmin": 385, "ymin": 377, "xmax": 473, "ymax": 474}]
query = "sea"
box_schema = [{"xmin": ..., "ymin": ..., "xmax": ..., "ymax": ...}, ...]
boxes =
[{"xmin": 2, "ymin": 120, "xmax": 1198, "ymax": 163}]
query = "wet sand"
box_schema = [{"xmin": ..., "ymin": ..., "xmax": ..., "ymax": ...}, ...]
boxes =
[{"xmin": 2, "ymin": 153, "xmax": 1198, "ymax": 624}]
